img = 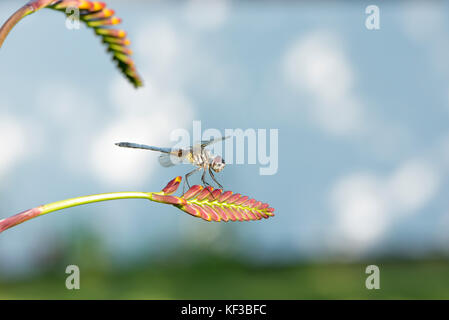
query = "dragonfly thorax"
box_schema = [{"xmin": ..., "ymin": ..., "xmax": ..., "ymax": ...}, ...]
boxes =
[
  {"xmin": 190, "ymin": 149, "xmax": 213, "ymax": 168},
  {"xmin": 189, "ymin": 149, "xmax": 225, "ymax": 172}
]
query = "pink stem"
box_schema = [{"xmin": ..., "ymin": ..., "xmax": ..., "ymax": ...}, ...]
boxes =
[
  {"xmin": 0, "ymin": 206, "xmax": 43, "ymax": 233},
  {"xmin": 0, "ymin": 0, "xmax": 55, "ymax": 49}
]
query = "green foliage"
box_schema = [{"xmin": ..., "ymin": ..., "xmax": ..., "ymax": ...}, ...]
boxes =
[{"xmin": 1, "ymin": 254, "xmax": 448, "ymax": 299}]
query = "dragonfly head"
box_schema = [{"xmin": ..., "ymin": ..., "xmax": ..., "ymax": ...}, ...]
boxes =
[{"xmin": 211, "ymin": 156, "xmax": 225, "ymax": 172}]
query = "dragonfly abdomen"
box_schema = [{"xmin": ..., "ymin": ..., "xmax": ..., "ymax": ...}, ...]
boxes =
[{"xmin": 115, "ymin": 142, "xmax": 171, "ymax": 153}]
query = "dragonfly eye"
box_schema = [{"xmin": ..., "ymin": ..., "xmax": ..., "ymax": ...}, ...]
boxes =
[{"xmin": 212, "ymin": 156, "xmax": 225, "ymax": 172}]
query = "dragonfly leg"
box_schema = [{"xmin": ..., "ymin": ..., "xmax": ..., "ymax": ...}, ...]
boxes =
[
  {"xmin": 201, "ymin": 169, "xmax": 214, "ymax": 196},
  {"xmin": 184, "ymin": 167, "xmax": 201, "ymax": 194},
  {"xmin": 201, "ymin": 169, "xmax": 209, "ymax": 187},
  {"xmin": 208, "ymin": 168, "xmax": 223, "ymax": 189}
]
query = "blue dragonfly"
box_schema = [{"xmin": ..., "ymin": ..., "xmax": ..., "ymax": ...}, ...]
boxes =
[{"xmin": 115, "ymin": 136, "xmax": 230, "ymax": 192}]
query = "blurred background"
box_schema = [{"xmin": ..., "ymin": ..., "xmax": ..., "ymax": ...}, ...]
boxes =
[{"xmin": 1, "ymin": 0, "xmax": 449, "ymax": 299}]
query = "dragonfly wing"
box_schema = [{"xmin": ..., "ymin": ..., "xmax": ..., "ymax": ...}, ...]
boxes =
[
  {"xmin": 200, "ymin": 135, "xmax": 231, "ymax": 148},
  {"xmin": 158, "ymin": 153, "xmax": 182, "ymax": 167}
]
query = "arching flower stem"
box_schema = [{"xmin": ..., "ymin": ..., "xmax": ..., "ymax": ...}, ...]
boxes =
[{"xmin": 0, "ymin": 176, "xmax": 275, "ymax": 234}]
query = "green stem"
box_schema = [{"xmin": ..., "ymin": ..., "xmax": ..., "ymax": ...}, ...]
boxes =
[
  {"xmin": 0, "ymin": 191, "xmax": 154, "ymax": 234},
  {"xmin": 41, "ymin": 192, "xmax": 152, "ymax": 215}
]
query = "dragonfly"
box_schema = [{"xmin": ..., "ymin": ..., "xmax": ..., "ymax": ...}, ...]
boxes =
[{"xmin": 115, "ymin": 136, "xmax": 230, "ymax": 192}]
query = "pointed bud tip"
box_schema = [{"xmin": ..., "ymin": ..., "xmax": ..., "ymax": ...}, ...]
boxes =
[
  {"xmin": 93, "ymin": 2, "xmax": 107, "ymax": 11},
  {"xmin": 161, "ymin": 176, "xmax": 182, "ymax": 194}
]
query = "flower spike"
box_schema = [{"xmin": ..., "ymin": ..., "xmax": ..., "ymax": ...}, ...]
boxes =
[
  {"xmin": 0, "ymin": 177, "xmax": 275, "ymax": 234},
  {"xmin": 0, "ymin": 0, "xmax": 143, "ymax": 88},
  {"xmin": 149, "ymin": 178, "xmax": 275, "ymax": 223}
]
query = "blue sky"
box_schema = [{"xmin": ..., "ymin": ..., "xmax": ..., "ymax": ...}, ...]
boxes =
[{"xmin": 1, "ymin": 0, "xmax": 449, "ymax": 275}]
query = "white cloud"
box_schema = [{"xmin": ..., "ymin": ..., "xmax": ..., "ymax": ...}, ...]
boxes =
[
  {"xmin": 34, "ymin": 81, "xmax": 101, "ymax": 174},
  {"xmin": 330, "ymin": 174, "xmax": 388, "ymax": 252},
  {"xmin": 400, "ymin": 2, "xmax": 449, "ymax": 75},
  {"xmin": 311, "ymin": 97, "xmax": 364, "ymax": 136},
  {"xmin": 35, "ymin": 82, "xmax": 97, "ymax": 125},
  {"xmin": 135, "ymin": 21, "xmax": 180, "ymax": 77},
  {"xmin": 89, "ymin": 77, "xmax": 194, "ymax": 187},
  {"xmin": 282, "ymin": 31, "xmax": 364, "ymax": 136},
  {"xmin": 400, "ymin": 2, "xmax": 445, "ymax": 43},
  {"xmin": 387, "ymin": 160, "xmax": 440, "ymax": 214},
  {"xmin": 184, "ymin": 0, "xmax": 230, "ymax": 30},
  {"xmin": 0, "ymin": 114, "xmax": 27, "ymax": 179},
  {"xmin": 282, "ymin": 30, "xmax": 414, "ymax": 161},
  {"xmin": 137, "ymin": 18, "xmax": 234, "ymax": 94},
  {"xmin": 439, "ymin": 134, "xmax": 449, "ymax": 170},
  {"xmin": 329, "ymin": 159, "xmax": 440, "ymax": 253},
  {"xmin": 283, "ymin": 32, "xmax": 353, "ymax": 102}
]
